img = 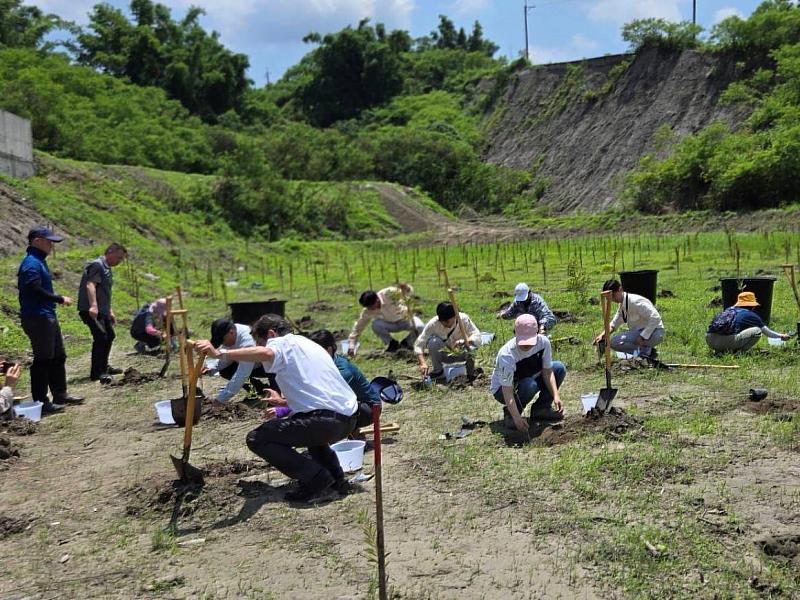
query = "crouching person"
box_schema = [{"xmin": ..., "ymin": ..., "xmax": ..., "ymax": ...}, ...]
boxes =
[
  {"xmin": 490, "ymin": 315, "xmax": 566, "ymax": 433},
  {"xmin": 706, "ymin": 292, "xmax": 791, "ymax": 353},
  {"xmin": 1, "ymin": 362, "xmax": 22, "ymax": 419},
  {"xmin": 415, "ymin": 301, "xmax": 481, "ymax": 381},
  {"xmin": 196, "ymin": 314, "xmax": 357, "ymax": 503}
]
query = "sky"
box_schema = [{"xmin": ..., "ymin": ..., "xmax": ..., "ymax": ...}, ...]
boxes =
[{"xmin": 33, "ymin": 0, "xmax": 766, "ymax": 87}]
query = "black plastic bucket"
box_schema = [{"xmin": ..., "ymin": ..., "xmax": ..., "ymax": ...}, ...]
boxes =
[
  {"xmin": 228, "ymin": 299, "xmax": 286, "ymax": 325},
  {"xmin": 720, "ymin": 277, "xmax": 776, "ymax": 324},
  {"xmin": 620, "ymin": 269, "xmax": 659, "ymax": 305}
]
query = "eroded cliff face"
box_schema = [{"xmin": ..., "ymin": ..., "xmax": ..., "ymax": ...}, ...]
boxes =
[{"xmin": 483, "ymin": 47, "xmax": 746, "ymax": 212}]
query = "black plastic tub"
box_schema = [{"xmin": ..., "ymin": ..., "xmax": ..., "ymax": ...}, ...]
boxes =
[
  {"xmin": 720, "ymin": 277, "xmax": 776, "ymax": 324},
  {"xmin": 228, "ymin": 300, "xmax": 287, "ymax": 325},
  {"xmin": 620, "ymin": 269, "xmax": 659, "ymax": 305}
]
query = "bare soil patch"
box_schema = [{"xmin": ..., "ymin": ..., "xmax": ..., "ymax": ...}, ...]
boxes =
[
  {"xmin": 1, "ymin": 416, "xmax": 38, "ymax": 436},
  {"xmin": 108, "ymin": 367, "xmax": 161, "ymax": 387},
  {"xmin": 534, "ymin": 408, "xmax": 644, "ymax": 446},
  {"xmin": 741, "ymin": 395, "xmax": 800, "ymax": 416},
  {"xmin": 200, "ymin": 398, "xmax": 263, "ymax": 422},
  {"xmin": 0, "ymin": 435, "xmax": 21, "ymax": 462},
  {"xmin": 0, "ymin": 514, "xmax": 30, "ymax": 539}
]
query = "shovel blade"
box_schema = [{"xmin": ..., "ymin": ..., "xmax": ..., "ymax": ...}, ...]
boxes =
[
  {"xmin": 170, "ymin": 454, "xmax": 204, "ymax": 484},
  {"xmin": 597, "ymin": 387, "xmax": 617, "ymax": 412}
]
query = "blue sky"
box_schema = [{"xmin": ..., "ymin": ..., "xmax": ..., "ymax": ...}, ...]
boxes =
[{"xmin": 34, "ymin": 0, "xmax": 765, "ymax": 86}]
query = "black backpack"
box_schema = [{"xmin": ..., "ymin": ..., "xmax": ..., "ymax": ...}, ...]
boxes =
[{"xmin": 708, "ymin": 307, "xmax": 737, "ymax": 335}]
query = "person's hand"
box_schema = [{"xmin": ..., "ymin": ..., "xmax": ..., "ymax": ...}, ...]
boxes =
[
  {"xmin": 109, "ymin": 310, "xmax": 116, "ymax": 324},
  {"xmin": 61, "ymin": 296, "xmax": 73, "ymax": 307},
  {"xmin": 263, "ymin": 407, "xmax": 278, "ymax": 421},
  {"xmin": 89, "ymin": 305, "xmax": 99, "ymax": 319},
  {"xmin": 398, "ymin": 283, "xmax": 411, "ymax": 294},
  {"xmin": 194, "ymin": 339, "xmax": 219, "ymax": 357},
  {"xmin": 513, "ymin": 413, "xmax": 529, "ymax": 433},
  {"xmin": 593, "ymin": 332, "xmax": 605, "ymax": 345},
  {"xmin": 553, "ymin": 396, "xmax": 563, "ymax": 413},
  {"xmin": 452, "ymin": 339, "xmax": 466, "ymax": 349},
  {"xmin": 201, "ymin": 366, "xmax": 213, "ymax": 375},
  {"xmin": 781, "ymin": 333, "xmax": 791, "ymax": 341},
  {"xmin": 347, "ymin": 347, "xmax": 355, "ymax": 358},
  {"xmin": 4, "ymin": 364, "xmax": 21, "ymax": 388},
  {"xmin": 263, "ymin": 388, "xmax": 287, "ymax": 406},
  {"xmin": 418, "ymin": 361, "xmax": 429, "ymax": 376}
]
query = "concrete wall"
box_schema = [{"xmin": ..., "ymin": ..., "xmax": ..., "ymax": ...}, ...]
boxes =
[{"xmin": 0, "ymin": 110, "xmax": 35, "ymax": 178}]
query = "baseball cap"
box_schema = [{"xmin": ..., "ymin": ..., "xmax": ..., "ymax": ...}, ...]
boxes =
[
  {"xmin": 514, "ymin": 314, "xmax": 539, "ymax": 345},
  {"xmin": 369, "ymin": 376, "xmax": 403, "ymax": 405},
  {"xmin": 734, "ymin": 291, "xmax": 759, "ymax": 307},
  {"xmin": 513, "ymin": 282, "xmax": 530, "ymax": 302},
  {"xmin": 210, "ymin": 318, "xmax": 235, "ymax": 347},
  {"xmin": 27, "ymin": 225, "xmax": 64, "ymax": 243}
]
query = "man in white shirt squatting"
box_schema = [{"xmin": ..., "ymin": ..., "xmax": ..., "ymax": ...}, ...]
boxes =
[
  {"xmin": 593, "ymin": 279, "xmax": 665, "ymax": 360},
  {"xmin": 196, "ymin": 314, "xmax": 357, "ymax": 503},
  {"xmin": 415, "ymin": 301, "xmax": 482, "ymax": 381},
  {"xmin": 490, "ymin": 314, "xmax": 566, "ymax": 433}
]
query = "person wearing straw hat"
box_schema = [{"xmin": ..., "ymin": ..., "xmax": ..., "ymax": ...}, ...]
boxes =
[
  {"xmin": 706, "ymin": 291, "xmax": 792, "ymax": 353},
  {"xmin": 415, "ymin": 301, "xmax": 482, "ymax": 381},
  {"xmin": 490, "ymin": 314, "xmax": 566, "ymax": 433},
  {"xmin": 497, "ymin": 282, "xmax": 557, "ymax": 334}
]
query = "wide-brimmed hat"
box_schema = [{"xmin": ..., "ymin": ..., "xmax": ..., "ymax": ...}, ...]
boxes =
[
  {"xmin": 514, "ymin": 314, "xmax": 539, "ymax": 345},
  {"xmin": 734, "ymin": 291, "xmax": 759, "ymax": 307}
]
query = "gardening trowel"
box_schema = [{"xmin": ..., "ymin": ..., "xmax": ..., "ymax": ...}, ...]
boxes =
[
  {"xmin": 171, "ymin": 346, "xmax": 205, "ymax": 484},
  {"xmin": 596, "ymin": 290, "xmax": 617, "ymax": 413}
]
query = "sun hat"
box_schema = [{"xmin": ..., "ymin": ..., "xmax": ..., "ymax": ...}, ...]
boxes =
[
  {"xmin": 514, "ymin": 314, "xmax": 539, "ymax": 345},
  {"xmin": 734, "ymin": 291, "xmax": 759, "ymax": 307},
  {"xmin": 513, "ymin": 282, "xmax": 530, "ymax": 302}
]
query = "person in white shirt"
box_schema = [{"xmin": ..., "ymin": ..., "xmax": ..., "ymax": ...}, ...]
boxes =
[
  {"xmin": 593, "ymin": 279, "xmax": 665, "ymax": 359},
  {"xmin": 415, "ymin": 302, "xmax": 482, "ymax": 380},
  {"xmin": 1, "ymin": 361, "xmax": 22, "ymax": 418},
  {"xmin": 490, "ymin": 315, "xmax": 566, "ymax": 433},
  {"xmin": 348, "ymin": 283, "xmax": 424, "ymax": 354},
  {"xmin": 196, "ymin": 314, "xmax": 358, "ymax": 503}
]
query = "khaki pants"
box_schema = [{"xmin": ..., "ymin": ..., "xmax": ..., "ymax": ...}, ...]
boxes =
[{"xmin": 705, "ymin": 327, "xmax": 761, "ymax": 353}]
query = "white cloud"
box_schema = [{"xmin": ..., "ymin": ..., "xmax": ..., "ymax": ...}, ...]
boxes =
[
  {"xmin": 587, "ymin": 0, "xmax": 683, "ymax": 24},
  {"xmin": 571, "ymin": 33, "xmax": 598, "ymax": 51},
  {"xmin": 449, "ymin": 0, "xmax": 489, "ymax": 16},
  {"xmin": 713, "ymin": 7, "xmax": 744, "ymax": 24}
]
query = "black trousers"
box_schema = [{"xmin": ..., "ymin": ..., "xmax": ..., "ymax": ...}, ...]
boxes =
[
  {"xmin": 79, "ymin": 312, "xmax": 115, "ymax": 379},
  {"xmin": 217, "ymin": 362, "xmax": 279, "ymax": 393},
  {"xmin": 21, "ymin": 315, "xmax": 67, "ymax": 403},
  {"xmin": 356, "ymin": 402, "xmax": 374, "ymax": 429},
  {"xmin": 246, "ymin": 410, "xmax": 356, "ymax": 485}
]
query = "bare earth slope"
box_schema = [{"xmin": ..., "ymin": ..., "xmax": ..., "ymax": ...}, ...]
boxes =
[{"xmin": 483, "ymin": 48, "xmax": 747, "ymax": 212}]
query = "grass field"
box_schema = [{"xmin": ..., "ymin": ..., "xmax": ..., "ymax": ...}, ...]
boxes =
[{"xmin": 1, "ymin": 156, "xmax": 800, "ymax": 598}]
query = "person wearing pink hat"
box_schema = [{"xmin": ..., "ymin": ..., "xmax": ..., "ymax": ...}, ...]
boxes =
[{"xmin": 490, "ymin": 314, "xmax": 566, "ymax": 433}]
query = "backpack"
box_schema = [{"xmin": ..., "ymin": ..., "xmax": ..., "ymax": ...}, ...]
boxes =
[{"xmin": 708, "ymin": 307, "xmax": 737, "ymax": 335}]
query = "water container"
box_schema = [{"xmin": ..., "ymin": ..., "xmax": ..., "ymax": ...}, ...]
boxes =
[
  {"xmin": 228, "ymin": 300, "xmax": 287, "ymax": 325},
  {"xmin": 580, "ymin": 393, "xmax": 599, "ymax": 414},
  {"xmin": 338, "ymin": 340, "xmax": 360, "ymax": 355},
  {"xmin": 332, "ymin": 440, "xmax": 366, "ymax": 472},
  {"xmin": 480, "ymin": 332, "xmax": 495, "ymax": 345},
  {"xmin": 620, "ymin": 269, "xmax": 659, "ymax": 304},
  {"xmin": 13, "ymin": 401, "xmax": 43, "ymax": 422},
  {"xmin": 154, "ymin": 400, "xmax": 176, "ymax": 425},
  {"xmin": 444, "ymin": 364, "xmax": 467, "ymax": 382},
  {"xmin": 720, "ymin": 277, "xmax": 776, "ymax": 324}
]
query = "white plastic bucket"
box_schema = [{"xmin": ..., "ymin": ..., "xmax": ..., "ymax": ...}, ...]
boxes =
[
  {"xmin": 332, "ymin": 440, "xmax": 366, "ymax": 472},
  {"xmin": 615, "ymin": 350, "xmax": 640, "ymax": 360},
  {"xmin": 338, "ymin": 340, "xmax": 360, "ymax": 355},
  {"xmin": 154, "ymin": 400, "xmax": 176, "ymax": 425},
  {"xmin": 480, "ymin": 332, "xmax": 495, "ymax": 345},
  {"xmin": 444, "ymin": 364, "xmax": 467, "ymax": 382},
  {"xmin": 13, "ymin": 401, "xmax": 43, "ymax": 422},
  {"xmin": 767, "ymin": 336, "xmax": 785, "ymax": 347},
  {"xmin": 581, "ymin": 393, "xmax": 599, "ymax": 414}
]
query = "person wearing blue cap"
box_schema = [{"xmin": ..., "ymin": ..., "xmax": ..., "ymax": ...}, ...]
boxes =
[{"xmin": 17, "ymin": 226, "xmax": 83, "ymax": 414}]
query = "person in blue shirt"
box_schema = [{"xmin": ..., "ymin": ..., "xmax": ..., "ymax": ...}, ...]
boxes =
[
  {"xmin": 309, "ymin": 329, "xmax": 380, "ymax": 430},
  {"xmin": 706, "ymin": 291, "xmax": 791, "ymax": 353},
  {"xmin": 17, "ymin": 226, "xmax": 84, "ymax": 414}
]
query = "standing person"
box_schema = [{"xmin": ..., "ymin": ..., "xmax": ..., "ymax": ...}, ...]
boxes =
[
  {"xmin": 491, "ymin": 315, "xmax": 566, "ymax": 432},
  {"xmin": 195, "ymin": 315, "xmax": 357, "ymax": 502},
  {"xmin": 497, "ymin": 282, "xmax": 557, "ymax": 334},
  {"xmin": 17, "ymin": 226, "xmax": 84, "ymax": 413},
  {"xmin": 706, "ymin": 292, "xmax": 792, "ymax": 353},
  {"xmin": 593, "ymin": 279, "xmax": 665, "ymax": 359},
  {"xmin": 309, "ymin": 329, "xmax": 381, "ymax": 430},
  {"xmin": 204, "ymin": 318, "xmax": 276, "ymax": 407},
  {"xmin": 77, "ymin": 243, "xmax": 127, "ymax": 384},
  {"xmin": 130, "ymin": 298, "xmax": 169, "ymax": 353},
  {"xmin": 415, "ymin": 301, "xmax": 482, "ymax": 381},
  {"xmin": 348, "ymin": 283, "xmax": 423, "ymax": 354}
]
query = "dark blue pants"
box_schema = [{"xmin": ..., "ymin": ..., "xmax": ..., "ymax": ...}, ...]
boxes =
[
  {"xmin": 21, "ymin": 315, "xmax": 67, "ymax": 403},
  {"xmin": 493, "ymin": 361, "xmax": 567, "ymax": 413}
]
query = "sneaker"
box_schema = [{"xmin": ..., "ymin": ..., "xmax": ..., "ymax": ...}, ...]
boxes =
[
  {"xmin": 41, "ymin": 401, "xmax": 65, "ymax": 414},
  {"xmin": 531, "ymin": 405, "xmax": 564, "ymax": 422},
  {"xmin": 134, "ymin": 342, "xmax": 146, "ymax": 354},
  {"xmin": 385, "ymin": 340, "xmax": 401, "ymax": 353},
  {"xmin": 95, "ymin": 374, "xmax": 113, "ymax": 385},
  {"xmin": 399, "ymin": 339, "xmax": 414, "ymax": 351},
  {"xmin": 649, "ymin": 347, "xmax": 659, "ymax": 360},
  {"xmin": 106, "ymin": 366, "xmax": 124, "ymax": 375},
  {"xmin": 428, "ymin": 370, "xmax": 445, "ymax": 382}
]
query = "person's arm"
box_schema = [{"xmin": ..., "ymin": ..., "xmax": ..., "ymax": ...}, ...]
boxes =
[
  {"xmin": 501, "ymin": 385, "xmax": 528, "ymax": 432},
  {"xmin": 608, "ymin": 303, "xmax": 624, "ymax": 333},
  {"xmin": 215, "ymin": 360, "xmax": 255, "ymax": 403},
  {"xmin": 345, "ymin": 363, "xmax": 381, "ymax": 405},
  {"xmin": 85, "ymin": 281, "xmax": 98, "ymax": 318},
  {"xmin": 348, "ymin": 308, "xmax": 372, "ymax": 346},
  {"xmin": 23, "ymin": 275, "xmax": 66, "ymax": 305},
  {"xmin": 195, "ymin": 340, "xmax": 274, "ymax": 363},
  {"xmin": 1, "ymin": 364, "xmax": 21, "ymax": 414},
  {"xmin": 761, "ymin": 325, "xmax": 791, "ymax": 340},
  {"xmin": 463, "ymin": 315, "xmax": 482, "ymax": 348},
  {"xmin": 497, "ymin": 302, "xmax": 519, "ymax": 320},
  {"xmin": 540, "ymin": 367, "xmax": 563, "ymax": 412},
  {"xmin": 414, "ymin": 320, "xmax": 433, "ymax": 373},
  {"xmin": 638, "ymin": 299, "xmax": 663, "ymax": 340}
]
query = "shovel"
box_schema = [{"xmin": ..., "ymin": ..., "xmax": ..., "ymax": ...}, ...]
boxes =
[
  {"xmin": 596, "ymin": 290, "xmax": 617, "ymax": 413},
  {"xmin": 171, "ymin": 346, "xmax": 205, "ymax": 484}
]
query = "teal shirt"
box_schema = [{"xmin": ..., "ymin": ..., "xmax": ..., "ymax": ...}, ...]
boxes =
[{"xmin": 334, "ymin": 354, "xmax": 380, "ymax": 405}]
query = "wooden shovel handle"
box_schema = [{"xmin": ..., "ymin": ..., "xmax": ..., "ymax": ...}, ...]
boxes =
[
  {"xmin": 182, "ymin": 347, "xmax": 205, "ymax": 453},
  {"xmin": 601, "ymin": 291, "xmax": 613, "ymax": 372},
  {"xmin": 447, "ymin": 288, "xmax": 471, "ymax": 347}
]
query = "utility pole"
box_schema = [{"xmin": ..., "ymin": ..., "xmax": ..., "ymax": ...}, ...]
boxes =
[
  {"xmin": 524, "ymin": 2, "xmax": 534, "ymax": 62},
  {"xmin": 692, "ymin": 0, "xmax": 697, "ymax": 25}
]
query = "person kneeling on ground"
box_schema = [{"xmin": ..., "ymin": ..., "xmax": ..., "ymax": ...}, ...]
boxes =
[
  {"xmin": 491, "ymin": 315, "xmax": 566, "ymax": 433},
  {"xmin": 130, "ymin": 298, "xmax": 171, "ymax": 354},
  {"xmin": 203, "ymin": 318, "xmax": 278, "ymax": 408},
  {"xmin": 706, "ymin": 292, "xmax": 791, "ymax": 353},
  {"xmin": 1, "ymin": 361, "xmax": 22, "ymax": 419},
  {"xmin": 348, "ymin": 283, "xmax": 423, "ymax": 355},
  {"xmin": 593, "ymin": 279, "xmax": 665, "ymax": 360},
  {"xmin": 497, "ymin": 282, "xmax": 557, "ymax": 335},
  {"xmin": 309, "ymin": 329, "xmax": 380, "ymax": 431},
  {"xmin": 195, "ymin": 315, "xmax": 357, "ymax": 503},
  {"xmin": 415, "ymin": 301, "xmax": 482, "ymax": 381}
]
